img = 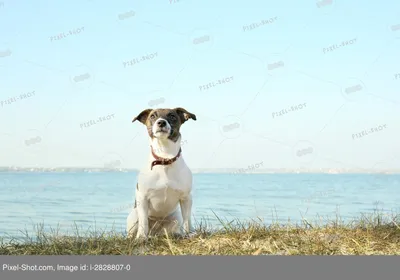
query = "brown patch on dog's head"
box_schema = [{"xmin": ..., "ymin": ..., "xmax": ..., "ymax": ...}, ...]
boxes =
[{"xmin": 132, "ymin": 107, "xmax": 196, "ymax": 142}]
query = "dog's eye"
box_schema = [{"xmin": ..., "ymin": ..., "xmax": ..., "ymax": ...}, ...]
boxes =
[
  {"xmin": 168, "ymin": 114, "xmax": 176, "ymax": 120},
  {"xmin": 150, "ymin": 114, "xmax": 156, "ymax": 120}
]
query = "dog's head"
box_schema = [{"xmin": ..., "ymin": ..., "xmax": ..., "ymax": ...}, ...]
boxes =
[{"xmin": 132, "ymin": 107, "xmax": 196, "ymax": 141}]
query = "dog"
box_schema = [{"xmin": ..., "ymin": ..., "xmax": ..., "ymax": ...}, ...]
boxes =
[{"xmin": 127, "ymin": 107, "xmax": 197, "ymax": 239}]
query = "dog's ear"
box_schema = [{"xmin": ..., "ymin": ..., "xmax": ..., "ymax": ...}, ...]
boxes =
[
  {"xmin": 174, "ymin": 107, "xmax": 197, "ymax": 124},
  {"xmin": 132, "ymin": 109, "xmax": 152, "ymax": 124}
]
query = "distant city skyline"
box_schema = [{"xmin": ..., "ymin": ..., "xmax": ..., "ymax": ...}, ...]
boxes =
[
  {"xmin": 1, "ymin": 166, "xmax": 400, "ymax": 174},
  {"xmin": 0, "ymin": 0, "xmax": 399, "ymax": 171}
]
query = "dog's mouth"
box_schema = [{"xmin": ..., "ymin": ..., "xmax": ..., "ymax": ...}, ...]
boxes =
[{"xmin": 155, "ymin": 127, "xmax": 170, "ymax": 134}]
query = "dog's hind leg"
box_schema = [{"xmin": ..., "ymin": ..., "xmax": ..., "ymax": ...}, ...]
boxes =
[{"xmin": 127, "ymin": 208, "xmax": 138, "ymax": 238}]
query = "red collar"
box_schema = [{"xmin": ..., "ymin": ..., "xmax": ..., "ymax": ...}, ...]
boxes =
[{"xmin": 150, "ymin": 146, "xmax": 182, "ymax": 170}]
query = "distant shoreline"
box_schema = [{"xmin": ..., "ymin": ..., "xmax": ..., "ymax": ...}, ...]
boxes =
[{"xmin": 0, "ymin": 167, "xmax": 399, "ymax": 174}]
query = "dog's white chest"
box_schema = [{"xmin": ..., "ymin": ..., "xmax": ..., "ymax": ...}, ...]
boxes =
[
  {"xmin": 140, "ymin": 166, "xmax": 190, "ymax": 191},
  {"xmin": 137, "ymin": 161, "xmax": 192, "ymax": 217}
]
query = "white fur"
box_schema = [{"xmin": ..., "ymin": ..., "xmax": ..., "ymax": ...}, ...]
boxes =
[
  {"xmin": 152, "ymin": 117, "xmax": 171, "ymax": 140},
  {"xmin": 127, "ymin": 124, "xmax": 193, "ymax": 239}
]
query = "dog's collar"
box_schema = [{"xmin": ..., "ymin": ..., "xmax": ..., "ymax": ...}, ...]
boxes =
[{"xmin": 150, "ymin": 146, "xmax": 182, "ymax": 170}]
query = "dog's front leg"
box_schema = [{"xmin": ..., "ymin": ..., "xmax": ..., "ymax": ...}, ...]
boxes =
[
  {"xmin": 180, "ymin": 194, "xmax": 193, "ymax": 234},
  {"xmin": 136, "ymin": 192, "xmax": 149, "ymax": 240}
]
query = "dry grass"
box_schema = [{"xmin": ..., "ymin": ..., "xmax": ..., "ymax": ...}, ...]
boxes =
[{"xmin": 1, "ymin": 211, "xmax": 399, "ymax": 255}]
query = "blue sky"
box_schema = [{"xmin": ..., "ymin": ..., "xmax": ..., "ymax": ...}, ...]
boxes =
[{"xmin": 0, "ymin": 0, "xmax": 399, "ymax": 170}]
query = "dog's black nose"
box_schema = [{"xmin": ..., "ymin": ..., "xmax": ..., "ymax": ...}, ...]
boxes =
[{"xmin": 157, "ymin": 120, "xmax": 167, "ymax": 127}]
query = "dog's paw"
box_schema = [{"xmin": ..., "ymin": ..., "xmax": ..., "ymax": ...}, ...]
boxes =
[
  {"xmin": 135, "ymin": 233, "xmax": 148, "ymax": 242},
  {"xmin": 183, "ymin": 231, "xmax": 198, "ymax": 239}
]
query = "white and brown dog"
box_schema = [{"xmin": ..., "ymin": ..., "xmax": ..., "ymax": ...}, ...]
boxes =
[{"xmin": 127, "ymin": 107, "xmax": 196, "ymax": 239}]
